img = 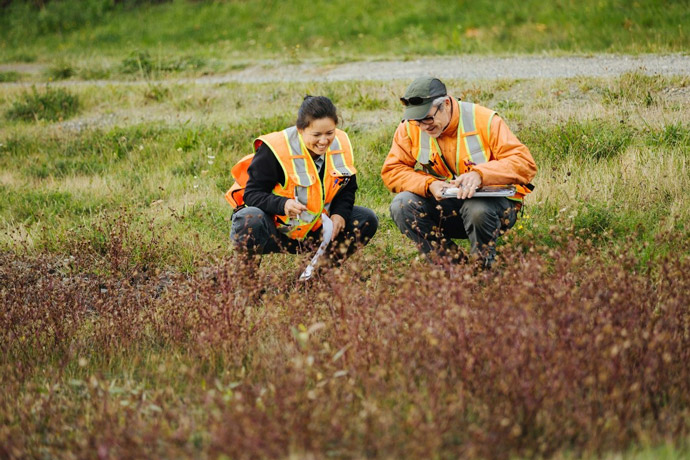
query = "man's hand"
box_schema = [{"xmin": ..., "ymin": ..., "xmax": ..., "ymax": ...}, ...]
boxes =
[
  {"xmin": 331, "ymin": 214, "xmax": 345, "ymax": 239},
  {"xmin": 284, "ymin": 199, "xmax": 308, "ymax": 219},
  {"xmin": 428, "ymin": 180, "xmax": 449, "ymax": 201},
  {"xmin": 449, "ymin": 171, "xmax": 482, "ymax": 199}
]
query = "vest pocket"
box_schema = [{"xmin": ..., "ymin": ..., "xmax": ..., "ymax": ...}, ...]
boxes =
[{"xmin": 288, "ymin": 172, "xmax": 316, "ymax": 187}]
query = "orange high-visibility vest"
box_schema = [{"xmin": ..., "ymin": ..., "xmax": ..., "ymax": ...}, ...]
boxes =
[
  {"xmin": 406, "ymin": 99, "xmax": 532, "ymax": 201},
  {"xmin": 224, "ymin": 126, "xmax": 356, "ymax": 240}
]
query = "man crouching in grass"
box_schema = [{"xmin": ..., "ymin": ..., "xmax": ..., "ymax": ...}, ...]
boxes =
[{"xmin": 381, "ymin": 77, "xmax": 537, "ymax": 269}]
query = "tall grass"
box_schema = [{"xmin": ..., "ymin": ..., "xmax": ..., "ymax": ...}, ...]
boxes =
[{"xmin": 1, "ymin": 0, "xmax": 688, "ymax": 63}]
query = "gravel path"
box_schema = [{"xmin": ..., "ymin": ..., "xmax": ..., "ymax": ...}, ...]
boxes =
[
  {"xmin": 202, "ymin": 54, "xmax": 690, "ymax": 83},
  {"xmin": 2, "ymin": 54, "xmax": 689, "ymax": 87}
]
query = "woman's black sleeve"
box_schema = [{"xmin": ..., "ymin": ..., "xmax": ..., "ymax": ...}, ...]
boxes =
[{"xmin": 243, "ymin": 143, "xmax": 288, "ymax": 216}]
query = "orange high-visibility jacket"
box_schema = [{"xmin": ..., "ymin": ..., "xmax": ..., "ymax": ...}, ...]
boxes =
[
  {"xmin": 225, "ymin": 126, "xmax": 356, "ymax": 240},
  {"xmin": 381, "ymin": 98, "xmax": 536, "ymax": 201}
]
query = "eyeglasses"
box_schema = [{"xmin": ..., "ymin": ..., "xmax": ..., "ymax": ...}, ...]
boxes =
[{"xmin": 409, "ymin": 104, "xmax": 442, "ymax": 126}]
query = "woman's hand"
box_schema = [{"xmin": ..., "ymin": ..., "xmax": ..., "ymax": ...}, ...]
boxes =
[
  {"xmin": 331, "ymin": 214, "xmax": 346, "ymax": 239},
  {"xmin": 284, "ymin": 199, "xmax": 308, "ymax": 219}
]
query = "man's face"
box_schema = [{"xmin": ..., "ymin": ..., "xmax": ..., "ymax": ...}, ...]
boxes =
[{"xmin": 411, "ymin": 97, "xmax": 451, "ymax": 138}]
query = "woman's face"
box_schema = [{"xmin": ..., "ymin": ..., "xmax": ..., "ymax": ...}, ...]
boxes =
[{"xmin": 299, "ymin": 117, "xmax": 337, "ymax": 156}]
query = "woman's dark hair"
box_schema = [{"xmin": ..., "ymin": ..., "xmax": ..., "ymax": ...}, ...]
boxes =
[{"xmin": 296, "ymin": 95, "xmax": 338, "ymax": 129}]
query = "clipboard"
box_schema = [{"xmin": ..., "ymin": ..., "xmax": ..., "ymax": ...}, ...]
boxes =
[{"xmin": 441, "ymin": 185, "xmax": 516, "ymax": 198}]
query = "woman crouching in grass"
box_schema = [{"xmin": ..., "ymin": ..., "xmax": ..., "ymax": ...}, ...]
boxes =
[{"xmin": 227, "ymin": 95, "xmax": 378, "ymax": 273}]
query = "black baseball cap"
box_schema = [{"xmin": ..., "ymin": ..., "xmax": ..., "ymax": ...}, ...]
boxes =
[{"xmin": 400, "ymin": 77, "xmax": 447, "ymax": 120}]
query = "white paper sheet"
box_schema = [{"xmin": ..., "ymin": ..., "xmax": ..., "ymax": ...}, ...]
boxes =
[{"xmin": 299, "ymin": 213, "xmax": 333, "ymax": 281}]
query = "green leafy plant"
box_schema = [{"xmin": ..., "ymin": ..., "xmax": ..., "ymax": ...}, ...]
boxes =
[
  {"xmin": 0, "ymin": 71, "xmax": 21, "ymax": 82},
  {"xmin": 646, "ymin": 122, "xmax": 690, "ymax": 150},
  {"xmin": 45, "ymin": 61, "xmax": 76, "ymax": 80},
  {"xmin": 121, "ymin": 50, "xmax": 154, "ymax": 76},
  {"xmin": 144, "ymin": 83, "xmax": 170, "ymax": 102},
  {"xmin": 5, "ymin": 85, "xmax": 80, "ymax": 122}
]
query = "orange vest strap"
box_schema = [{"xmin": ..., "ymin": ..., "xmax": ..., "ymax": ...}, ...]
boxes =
[{"xmin": 224, "ymin": 153, "xmax": 255, "ymax": 210}]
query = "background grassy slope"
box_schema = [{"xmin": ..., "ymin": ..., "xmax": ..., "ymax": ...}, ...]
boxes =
[{"xmin": 1, "ymin": 0, "xmax": 689, "ymax": 65}]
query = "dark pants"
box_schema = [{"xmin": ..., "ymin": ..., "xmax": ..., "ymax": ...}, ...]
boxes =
[
  {"xmin": 231, "ymin": 206, "xmax": 378, "ymax": 263},
  {"xmin": 390, "ymin": 191, "xmax": 519, "ymax": 267}
]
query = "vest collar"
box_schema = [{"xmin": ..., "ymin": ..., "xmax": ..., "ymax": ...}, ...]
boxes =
[{"xmin": 312, "ymin": 154, "xmax": 325, "ymax": 172}]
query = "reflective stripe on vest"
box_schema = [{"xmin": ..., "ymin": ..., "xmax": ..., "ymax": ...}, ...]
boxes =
[
  {"xmin": 327, "ymin": 135, "xmax": 355, "ymax": 177},
  {"xmin": 293, "ymin": 185, "xmax": 317, "ymax": 223},
  {"xmin": 458, "ymin": 101, "xmax": 489, "ymax": 171},
  {"xmin": 417, "ymin": 130, "xmax": 432, "ymax": 165},
  {"xmin": 285, "ymin": 126, "xmax": 313, "ymax": 186}
]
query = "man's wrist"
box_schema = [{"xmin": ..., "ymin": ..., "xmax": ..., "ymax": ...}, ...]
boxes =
[
  {"xmin": 425, "ymin": 177, "xmax": 438, "ymax": 196},
  {"xmin": 469, "ymin": 167, "xmax": 484, "ymax": 183}
]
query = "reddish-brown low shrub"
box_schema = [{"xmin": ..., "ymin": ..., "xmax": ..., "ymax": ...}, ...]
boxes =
[{"xmin": 1, "ymin": 224, "xmax": 689, "ymax": 459}]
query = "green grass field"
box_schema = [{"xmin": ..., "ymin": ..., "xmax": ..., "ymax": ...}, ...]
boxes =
[
  {"xmin": 2, "ymin": 74, "xmax": 688, "ymax": 264},
  {"xmin": 1, "ymin": 1, "xmax": 690, "ymax": 459},
  {"xmin": 1, "ymin": 0, "xmax": 689, "ymax": 80}
]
